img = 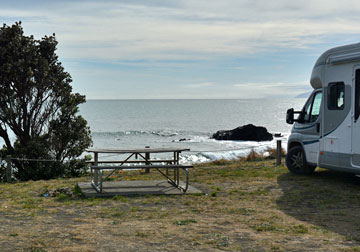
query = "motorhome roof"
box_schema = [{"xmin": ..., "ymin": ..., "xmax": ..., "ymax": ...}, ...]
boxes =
[
  {"xmin": 310, "ymin": 42, "xmax": 360, "ymax": 89},
  {"xmin": 314, "ymin": 42, "xmax": 360, "ymax": 67}
]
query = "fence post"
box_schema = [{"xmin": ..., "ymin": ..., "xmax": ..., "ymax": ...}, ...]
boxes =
[
  {"xmin": 6, "ymin": 155, "xmax": 11, "ymax": 183},
  {"xmin": 276, "ymin": 140, "xmax": 282, "ymax": 165},
  {"xmin": 145, "ymin": 146, "xmax": 150, "ymax": 173}
]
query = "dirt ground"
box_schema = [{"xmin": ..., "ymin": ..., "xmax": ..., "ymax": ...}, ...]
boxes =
[{"xmin": 1, "ymin": 159, "xmax": 360, "ymax": 251}]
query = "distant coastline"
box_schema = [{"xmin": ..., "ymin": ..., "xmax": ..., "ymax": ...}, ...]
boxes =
[{"xmin": 295, "ymin": 92, "xmax": 312, "ymax": 98}]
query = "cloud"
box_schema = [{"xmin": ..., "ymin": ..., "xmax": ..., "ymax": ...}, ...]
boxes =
[
  {"xmin": 1, "ymin": 0, "xmax": 359, "ymax": 99},
  {"xmin": 184, "ymin": 82, "xmax": 215, "ymax": 88},
  {"xmin": 3, "ymin": 0, "xmax": 360, "ymax": 62}
]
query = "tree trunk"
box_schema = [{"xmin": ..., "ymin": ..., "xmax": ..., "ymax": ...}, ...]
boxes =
[{"xmin": 0, "ymin": 126, "xmax": 14, "ymax": 153}]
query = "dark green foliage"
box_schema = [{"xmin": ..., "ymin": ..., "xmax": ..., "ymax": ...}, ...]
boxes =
[
  {"xmin": 0, "ymin": 161, "xmax": 6, "ymax": 182},
  {"xmin": 0, "ymin": 22, "xmax": 92, "ymax": 181},
  {"xmin": 174, "ymin": 219, "xmax": 197, "ymax": 225}
]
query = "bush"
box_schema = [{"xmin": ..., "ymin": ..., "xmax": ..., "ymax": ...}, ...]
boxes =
[{"xmin": 0, "ymin": 161, "xmax": 6, "ymax": 183}]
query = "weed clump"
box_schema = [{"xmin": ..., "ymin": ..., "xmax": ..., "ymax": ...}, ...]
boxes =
[
  {"xmin": 210, "ymin": 191, "xmax": 217, "ymax": 197},
  {"xmin": 245, "ymin": 149, "xmax": 265, "ymax": 161},
  {"xmin": 56, "ymin": 193, "xmax": 71, "ymax": 202},
  {"xmin": 174, "ymin": 219, "xmax": 197, "ymax": 225},
  {"xmin": 266, "ymin": 147, "xmax": 286, "ymax": 159},
  {"xmin": 72, "ymin": 184, "xmax": 85, "ymax": 198},
  {"xmin": 253, "ymin": 223, "xmax": 277, "ymax": 232},
  {"xmin": 207, "ymin": 159, "xmax": 233, "ymax": 166}
]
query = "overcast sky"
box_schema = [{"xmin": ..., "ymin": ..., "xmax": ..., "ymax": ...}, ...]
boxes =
[{"xmin": 2, "ymin": 0, "xmax": 360, "ymax": 99}]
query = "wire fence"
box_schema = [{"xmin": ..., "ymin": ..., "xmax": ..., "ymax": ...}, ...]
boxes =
[
  {"xmin": 0, "ymin": 155, "xmax": 65, "ymax": 183},
  {"xmin": 0, "ymin": 140, "xmax": 283, "ymax": 183}
]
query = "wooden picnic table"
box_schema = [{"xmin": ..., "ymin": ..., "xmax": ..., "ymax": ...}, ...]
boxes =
[{"xmin": 86, "ymin": 148, "xmax": 193, "ymax": 193}]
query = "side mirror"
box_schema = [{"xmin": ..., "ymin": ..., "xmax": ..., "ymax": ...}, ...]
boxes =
[
  {"xmin": 286, "ymin": 108, "xmax": 294, "ymax": 124},
  {"xmin": 286, "ymin": 108, "xmax": 304, "ymax": 124}
]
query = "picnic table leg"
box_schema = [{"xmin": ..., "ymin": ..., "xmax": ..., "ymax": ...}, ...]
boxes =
[
  {"xmin": 94, "ymin": 152, "xmax": 98, "ymax": 186},
  {"xmin": 99, "ymin": 169, "xmax": 103, "ymax": 193},
  {"xmin": 183, "ymin": 168, "xmax": 189, "ymax": 192},
  {"xmin": 176, "ymin": 152, "xmax": 180, "ymax": 185},
  {"xmin": 172, "ymin": 152, "xmax": 177, "ymax": 185}
]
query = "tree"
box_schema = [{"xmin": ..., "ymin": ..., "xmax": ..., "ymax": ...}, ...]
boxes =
[{"xmin": 0, "ymin": 22, "xmax": 92, "ymax": 180}]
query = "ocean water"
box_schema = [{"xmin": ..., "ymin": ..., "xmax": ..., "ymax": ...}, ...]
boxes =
[{"xmin": 79, "ymin": 99, "xmax": 306, "ymax": 163}]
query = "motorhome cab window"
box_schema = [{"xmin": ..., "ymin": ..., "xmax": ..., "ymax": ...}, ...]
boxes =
[
  {"xmin": 303, "ymin": 92, "xmax": 322, "ymax": 123},
  {"xmin": 328, "ymin": 82, "xmax": 344, "ymax": 110}
]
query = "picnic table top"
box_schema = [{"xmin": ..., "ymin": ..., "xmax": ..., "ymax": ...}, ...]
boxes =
[{"xmin": 86, "ymin": 147, "xmax": 190, "ymax": 154}]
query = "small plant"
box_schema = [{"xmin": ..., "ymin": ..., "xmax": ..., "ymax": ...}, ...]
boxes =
[
  {"xmin": 253, "ymin": 223, "xmax": 277, "ymax": 232},
  {"xmin": 112, "ymin": 195, "xmax": 129, "ymax": 202},
  {"xmin": 291, "ymin": 224, "xmax": 308, "ymax": 234},
  {"xmin": 56, "ymin": 193, "xmax": 70, "ymax": 202},
  {"xmin": 174, "ymin": 219, "xmax": 197, "ymax": 226},
  {"xmin": 30, "ymin": 248, "xmax": 48, "ymax": 252},
  {"xmin": 271, "ymin": 245, "xmax": 281, "ymax": 251},
  {"xmin": 72, "ymin": 184, "xmax": 84, "ymax": 198},
  {"xmin": 130, "ymin": 206, "xmax": 139, "ymax": 212},
  {"xmin": 210, "ymin": 191, "xmax": 217, "ymax": 197},
  {"xmin": 22, "ymin": 198, "xmax": 42, "ymax": 209},
  {"xmin": 135, "ymin": 231, "xmax": 149, "ymax": 237},
  {"xmin": 111, "ymin": 212, "xmax": 125, "ymax": 218},
  {"xmin": 205, "ymin": 233, "xmax": 229, "ymax": 248}
]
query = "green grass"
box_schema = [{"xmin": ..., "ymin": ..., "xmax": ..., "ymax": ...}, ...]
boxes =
[
  {"xmin": 291, "ymin": 224, "xmax": 309, "ymax": 234},
  {"xmin": 253, "ymin": 223, "xmax": 277, "ymax": 232}
]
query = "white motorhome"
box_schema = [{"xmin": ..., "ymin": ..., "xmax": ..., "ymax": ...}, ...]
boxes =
[{"xmin": 286, "ymin": 43, "xmax": 360, "ymax": 175}]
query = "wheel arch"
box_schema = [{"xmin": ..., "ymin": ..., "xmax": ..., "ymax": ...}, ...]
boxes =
[{"xmin": 287, "ymin": 141, "xmax": 303, "ymax": 151}]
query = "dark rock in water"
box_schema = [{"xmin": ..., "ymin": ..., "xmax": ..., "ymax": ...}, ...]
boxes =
[{"xmin": 212, "ymin": 124, "xmax": 273, "ymax": 141}]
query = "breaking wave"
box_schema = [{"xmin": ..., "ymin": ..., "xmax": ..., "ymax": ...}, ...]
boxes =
[
  {"xmin": 92, "ymin": 130, "xmax": 180, "ymax": 137},
  {"xmin": 180, "ymin": 137, "xmax": 288, "ymax": 164}
]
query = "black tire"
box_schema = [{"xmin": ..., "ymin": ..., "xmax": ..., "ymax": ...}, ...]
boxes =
[{"xmin": 286, "ymin": 145, "xmax": 316, "ymax": 175}]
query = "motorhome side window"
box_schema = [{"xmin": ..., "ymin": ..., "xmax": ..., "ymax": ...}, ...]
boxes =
[
  {"xmin": 328, "ymin": 82, "xmax": 344, "ymax": 110},
  {"xmin": 303, "ymin": 92, "xmax": 322, "ymax": 123}
]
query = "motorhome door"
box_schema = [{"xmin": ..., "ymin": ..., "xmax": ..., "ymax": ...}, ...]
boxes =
[
  {"xmin": 320, "ymin": 65, "xmax": 352, "ymax": 168},
  {"xmin": 351, "ymin": 68, "xmax": 360, "ymax": 167}
]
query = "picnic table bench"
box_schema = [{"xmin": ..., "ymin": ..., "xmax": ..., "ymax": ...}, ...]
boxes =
[{"xmin": 86, "ymin": 148, "xmax": 193, "ymax": 193}]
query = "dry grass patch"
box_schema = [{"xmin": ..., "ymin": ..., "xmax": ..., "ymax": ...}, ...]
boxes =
[{"xmin": 0, "ymin": 159, "xmax": 360, "ymax": 251}]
